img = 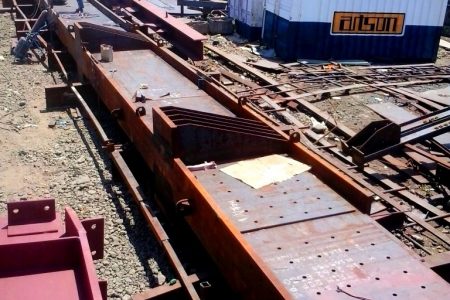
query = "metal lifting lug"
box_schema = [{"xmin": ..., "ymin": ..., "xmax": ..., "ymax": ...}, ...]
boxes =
[
  {"xmin": 175, "ymin": 199, "xmax": 192, "ymax": 216},
  {"xmin": 289, "ymin": 131, "xmax": 301, "ymax": 143},
  {"xmin": 110, "ymin": 108, "xmax": 123, "ymax": 120},
  {"xmin": 102, "ymin": 140, "xmax": 116, "ymax": 153},
  {"xmin": 136, "ymin": 107, "xmax": 146, "ymax": 116},
  {"xmin": 238, "ymin": 96, "xmax": 248, "ymax": 106}
]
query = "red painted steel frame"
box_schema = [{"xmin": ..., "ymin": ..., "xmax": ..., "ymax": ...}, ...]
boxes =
[{"xmin": 0, "ymin": 198, "xmax": 105, "ymax": 300}]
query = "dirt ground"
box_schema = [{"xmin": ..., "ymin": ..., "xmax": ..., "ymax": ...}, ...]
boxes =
[{"xmin": 0, "ymin": 12, "xmax": 167, "ymax": 300}]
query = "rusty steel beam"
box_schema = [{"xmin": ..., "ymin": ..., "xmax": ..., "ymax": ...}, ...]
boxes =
[
  {"xmin": 133, "ymin": 274, "xmax": 200, "ymax": 300},
  {"xmin": 106, "ymin": 0, "xmax": 207, "ymax": 60}
]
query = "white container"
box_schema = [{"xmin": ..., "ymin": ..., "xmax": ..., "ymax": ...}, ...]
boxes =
[
  {"xmin": 263, "ymin": 0, "xmax": 448, "ymax": 62},
  {"xmin": 229, "ymin": 0, "xmax": 265, "ymax": 40},
  {"xmin": 264, "ymin": 0, "xmax": 447, "ymax": 25},
  {"xmin": 100, "ymin": 44, "xmax": 113, "ymax": 62}
]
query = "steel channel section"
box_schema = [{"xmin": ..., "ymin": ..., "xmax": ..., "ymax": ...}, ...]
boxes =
[
  {"xmin": 73, "ymin": 33, "xmax": 290, "ymax": 299},
  {"xmin": 38, "ymin": 4, "xmax": 450, "ymax": 299},
  {"xmin": 128, "ymin": 0, "xmax": 206, "ymax": 60}
]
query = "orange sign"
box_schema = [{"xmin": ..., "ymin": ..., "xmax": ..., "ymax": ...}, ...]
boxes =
[{"xmin": 332, "ymin": 12, "xmax": 405, "ymax": 35}]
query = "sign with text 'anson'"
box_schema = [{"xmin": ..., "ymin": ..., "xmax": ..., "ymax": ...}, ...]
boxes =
[{"xmin": 332, "ymin": 12, "xmax": 405, "ymax": 35}]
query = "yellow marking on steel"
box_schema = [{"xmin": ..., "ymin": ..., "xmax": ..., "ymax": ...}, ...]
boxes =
[{"xmin": 332, "ymin": 12, "xmax": 405, "ymax": 35}]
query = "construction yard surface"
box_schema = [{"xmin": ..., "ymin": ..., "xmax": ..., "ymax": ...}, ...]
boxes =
[
  {"xmin": 0, "ymin": 13, "xmax": 169, "ymax": 300},
  {"xmin": 1, "ymin": 1, "xmax": 450, "ymax": 299}
]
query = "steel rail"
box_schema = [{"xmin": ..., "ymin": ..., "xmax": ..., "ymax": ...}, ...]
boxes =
[{"xmin": 70, "ymin": 85, "xmax": 201, "ymax": 299}]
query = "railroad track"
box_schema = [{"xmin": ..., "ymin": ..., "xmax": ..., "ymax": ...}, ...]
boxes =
[{"xmin": 2, "ymin": 0, "xmax": 450, "ymax": 299}]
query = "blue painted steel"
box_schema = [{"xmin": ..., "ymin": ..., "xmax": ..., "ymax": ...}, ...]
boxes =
[
  {"xmin": 235, "ymin": 20, "xmax": 262, "ymax": 41},
  {"xmin": 263, "ymin": 11, "xmax": 442, "ymax": 62}
]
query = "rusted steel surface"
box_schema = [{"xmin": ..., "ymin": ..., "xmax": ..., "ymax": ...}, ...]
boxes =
[
  {"xmin": 193, "ymin": 164, "xmax": 356, "ymax": 233},
  {"xmin": 245, "ymin": 213, "xmax": 447, "ymax": 299},
  {"xmin": 50, "ymin": 0, "xmax": 120, "ymax": 29},
  {"xmin": 0, "ymin": 198, "xmax": 104, "ymax": 300},
  {"xmin": 26, "ymin": 1, "xmax": 450, "ymax": 298},
  {"xmin": 96, "ymin": 0, "xmax": 206, "ymax": 60},
  {"xmin": 96, "ymin": 49, "xmax": 230, "ymax": 118}
]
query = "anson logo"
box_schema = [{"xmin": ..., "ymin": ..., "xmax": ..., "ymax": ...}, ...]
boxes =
[{"xmin": 332, "ymin": 12, "xmax": 405, "ymax": 35}]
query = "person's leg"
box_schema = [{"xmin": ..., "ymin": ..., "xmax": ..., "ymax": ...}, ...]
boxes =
[{"xmin": 75, "ymin": 0, "xmax": 84, "ymax": 13}]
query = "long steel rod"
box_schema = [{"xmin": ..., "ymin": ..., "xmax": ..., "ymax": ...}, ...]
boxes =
[{"xmin": 71, "ymin": 85, "xmax": 200, "ymax": 300}]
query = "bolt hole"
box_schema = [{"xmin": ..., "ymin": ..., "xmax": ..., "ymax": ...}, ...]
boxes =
[
  {"xmin": 279, "ymin": 216, "xmax": 284, "ymax": 218},
  {"xmin": 227, "ymin": 190, "xmax": 231, "ymax": 193},
  {"xmin": 356, "ymin": 231, "xmax": 361, "ymax": 233},
  {"xmin": 296, "ymin": 179, "xmax": 300, "ymax": 182},
  {"xmin": 316, "ymin": 197, "xmax": 321, "ymax": 200},
  {"xmin": 393, "ymin": 293, "xmax": 397, "ymax": 297},
  {"xmin": 359, "ymin": 262, "xmax": 364, "ymax": 266},
  {"xmin": 244, "ymin": 209, "xmax": 248, "ymax": 213},
  {"xmin": 91, "ymin": 224, "xmax": 97, "ymax": 230},
  {"xmin": 13, "ymin": 208, "xmax": 19, "ymax": 214},
  {"xmin": 316, "ymin": 292, "xmax": 321, "ymax": 295},
  {"xmin": 293, "ymin": 201, "xmax": 298, "ymax": 204},
  {"xmin": 328, "ymin": 207, "xmax": 332, "ymax": 210},
  {"xmin": 219, "ymin": 181, "xmax": 223, "ymax": 184},
  {"xmin": 254, "ymin": 220, "xmax": 258, "ymax": 223},
  {"xmin": 302, "ymin": 275, "xmax": 307, "ymax": 279},
  {"xmin": 283, "ymin": 191, "xmax": 287, "ymax": 194},
  {"xmin": 212, "ymin": 173, "xmax": 216, "ymax": 176},
  {"xmin": 331, "ymin": 269, "xmax": 336, "ymax": 272},
  {"xmin": 304, "ymin": 241, "xmax": 309, "ymax": 244},
  {"xmin": 259, "ymin": 195, "xmax": 264, "ymax": 198},
  {"xmin": 289, "ymin": 261, "xmax": 293, "ymax": 264},
  {"xmin": 44, "ymin": 205, "xmax": 50, "ymax": 211},
  {"xmin": 304, "ymin": 211, "xmax": 308, "ymax": 214},
  {"xmin": 346, "ymin": 284, "xmax": 351, "ymax": 288},
  {"xmin": 403, "ymin": 270, "xmax": 408, "ymax": 274},
  {"xmin": 269, "ymin": 205, "xmax": 273, "ymax": 208},
  {"xmin": 236, "ymin": 199, "xmax": 240, "ymax": 202},
  {"xmin": 375, "ymin": 277, "xmax": 380, "ymax": 280},
  {"xmin": 331, "ymin": 236, "xmax": 335, "ymax": 239},
  {"xmin": 371, "ymin": 243, "xmax": 375, "ymax": 246},
  {"xmin": 306, "ymin": 188, "xmax": 310, "ymax": 191},
  {"xmin": 317, "ymin": 255, "xmax": 322, "ymax": 258},
  {"xmin": 386, "ymin": 256, "xmax": 391, "ymax": 260},
  {"xmin": 345, "ymin": 249, "xmax": 349, "ymax": 252},
  {"xmin": 421, "ymin": 286, "xmax": 426, "ymax": 289},
  {"xmin": 277, "ymin": 247, "xmax": 282, "ymax": 250}
]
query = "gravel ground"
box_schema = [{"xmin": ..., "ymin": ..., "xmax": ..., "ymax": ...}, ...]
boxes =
[{"xmin": 0, "ymin": 12, "xmax": 169, "ymax": 299}]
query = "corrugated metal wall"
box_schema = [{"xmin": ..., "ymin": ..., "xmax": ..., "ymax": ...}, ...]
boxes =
[
  {"xmin": 229, "ymin": 0, "xmax": 265, "ymax": 40},
  {"xmin": 260, "ymin": 0, "xmax": 448, "ymax": 62}
]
